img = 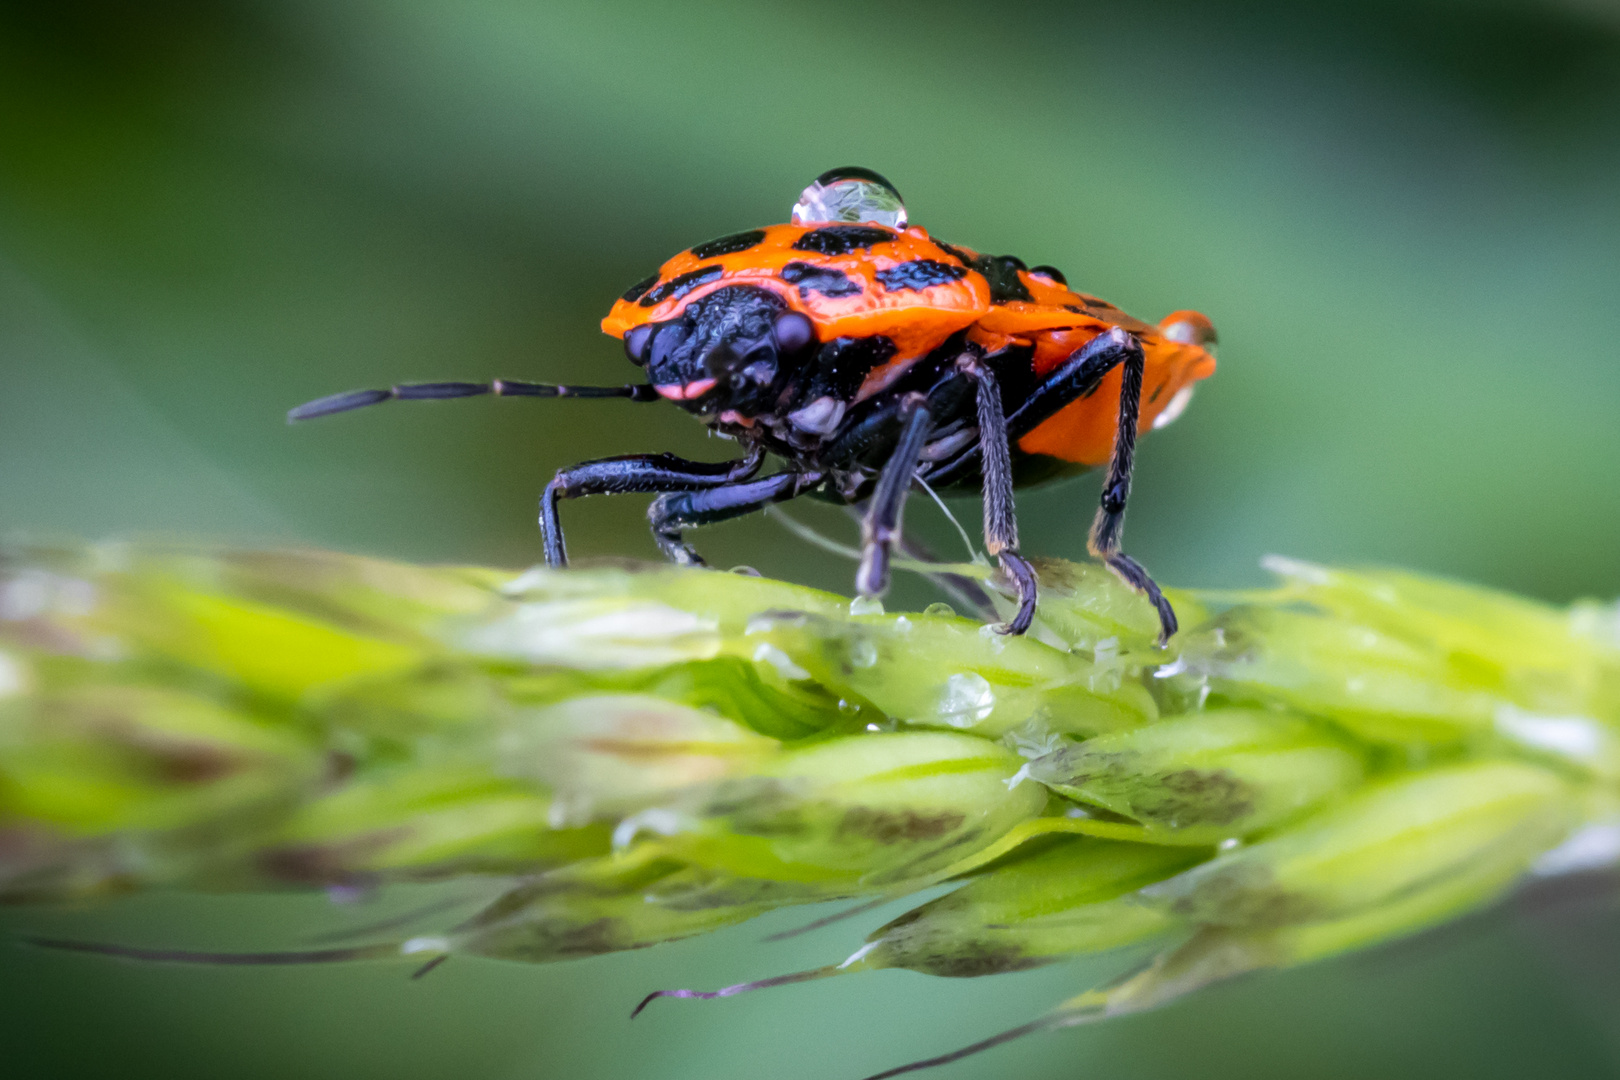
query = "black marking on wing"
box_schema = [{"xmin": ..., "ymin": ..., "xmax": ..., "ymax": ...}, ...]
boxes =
[
  {"xmin": 639, "ymin": 265, "xmax": 725, "ymax": 306},
  {"xmin": 780, "ymin": 262, "xmax": 862, "ymax": 298},
  {"xmin": 874, "ymin": 259, "xmax": 969, "ymax": 292},
  {"xmin": 792, "ymin": 225, "xmax": 896, "ymax": 256},
  {"xmin": 1029, "ymin": 264, "xmax": 1067, "ymax": 286},
  {"xmin": 690, "ymin": 230, "xmax": 767, "ymax": 260}
]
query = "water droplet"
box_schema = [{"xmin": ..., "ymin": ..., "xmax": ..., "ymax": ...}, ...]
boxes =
[
  {"xmin": 923, "ymin": 602, "xmax": 957, "ymax": 619},
  {"xmin": 849, "ymin": 637, "xmax": 879, "ymax": 669},
  {"xmin": 792, "ymin": 168, "xmax": 907, "ymax": 228},
  {"xmin": 752, "ymin": 642, "xmax": 811, "ymax": 681},
  {"xmin": 937, "ymin": 672, "xmax": 995, "ymax": 727},
  {"xmin": 849, "ymin": 595, "xmax": 885, "ymax": 617}
]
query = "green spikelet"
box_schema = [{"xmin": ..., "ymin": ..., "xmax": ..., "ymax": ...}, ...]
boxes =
[{"xmin": 3, "ymin": 541, "xmax": 1617, "ymax": 1077}]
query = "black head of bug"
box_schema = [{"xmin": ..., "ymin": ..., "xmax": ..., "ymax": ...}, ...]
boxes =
[{"xmin": 641, "ymin": 285, "xmax": 817, "ymax": 416}]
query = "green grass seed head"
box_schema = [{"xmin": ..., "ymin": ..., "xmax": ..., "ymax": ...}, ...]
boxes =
[{"xmin": 5, "ymin": 542, "xmax": 1620, "ymax": 1077}]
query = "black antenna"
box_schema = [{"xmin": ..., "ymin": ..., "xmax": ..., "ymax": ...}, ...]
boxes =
[{"xmin": 288, "ymin": 379, "xmax": 661, "ymax": 422}]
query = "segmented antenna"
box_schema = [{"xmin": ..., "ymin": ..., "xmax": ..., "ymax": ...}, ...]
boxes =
[{"xmin": 287, "ymin": 380, "xmax": 661, "ymax": 422}]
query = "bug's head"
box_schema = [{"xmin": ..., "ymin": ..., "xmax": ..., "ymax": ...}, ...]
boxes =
[{"xmin": 623, "ymin": 285, "xmax": 817, "ymax": 416}]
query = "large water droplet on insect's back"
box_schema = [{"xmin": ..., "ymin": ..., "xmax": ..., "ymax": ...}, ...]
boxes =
[{"xmin": 792, "ymin": 167, "xmax": 907, "ymax": 228}]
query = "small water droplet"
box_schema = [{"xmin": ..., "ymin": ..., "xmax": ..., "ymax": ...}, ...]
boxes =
[
  {"xmin": 849, "ymin": 595, "xmax": 885, "ymax": 617},
  {"xmin": 849, "ymin": 637, "xmax": 879, "ymax": 668},
  {"xmin": 922, "ymin": 602, "xmax": 957, "ymax": 619},
  {"xmin": 937, "ymin": 672, "xmax": 996, "ymax": 727},
  {"xmin": 792, "ymin": 168, "xmax": 907, "ymax": 228}
]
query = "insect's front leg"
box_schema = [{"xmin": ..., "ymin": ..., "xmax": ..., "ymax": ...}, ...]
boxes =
[
  {"xmin": 541, "ymin": 446, "xmax": 764, "ymax": 566},
  {"xmin": 648, "ymin": 470, "xmax": 824, "ymax": 565}
]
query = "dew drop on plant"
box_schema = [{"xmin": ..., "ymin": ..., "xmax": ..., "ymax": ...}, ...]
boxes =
[
  {"xmin": 937, "ymin": 672, "xmax": 995, "ymax": 727},
  {"xmin": 791, "ymin": 168, "xmax": 907, "ymax": 228}
]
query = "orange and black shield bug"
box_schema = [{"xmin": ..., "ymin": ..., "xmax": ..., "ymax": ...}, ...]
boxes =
[{"xmin": 290, "ymin": 168, "xmax": 1217, "ymax": 640}]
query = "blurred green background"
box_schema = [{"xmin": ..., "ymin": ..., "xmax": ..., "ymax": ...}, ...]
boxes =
[{"xmin": 2, "ymin": 1, "xmax": 1619, "ymax": 1077}]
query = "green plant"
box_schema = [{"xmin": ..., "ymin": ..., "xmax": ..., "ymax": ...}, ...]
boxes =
[{"xmin": 2, "ymin": 542, "xmax": 1616, "ymax": 1076}]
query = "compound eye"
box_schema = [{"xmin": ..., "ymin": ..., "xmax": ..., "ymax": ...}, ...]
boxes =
[
  {"xmin": 791, "ymin": 166, "xmax": 907, "ymax": 228},
  {"xmin": 772, "ymin": 311, "xmax": 816, "ymax": 355},
  {"xmin": 623, "ymin": 324, "xmax": 655, "ymax": 366}
]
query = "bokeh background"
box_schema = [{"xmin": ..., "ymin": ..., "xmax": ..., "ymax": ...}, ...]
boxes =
[{"xmin": 3, "ymin": 1, "xmax": 1620, "ymax": 1077}]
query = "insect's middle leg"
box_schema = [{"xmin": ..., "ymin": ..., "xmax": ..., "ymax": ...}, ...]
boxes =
[
  {"xmin": 541, "ymin": 446, "xmax": 763, "ymax": 566},
  {"xmin": 855, "ymin": 394, "xmax": 934, "ymax": 602},
  {"xmin": 956, "ymin": 358, "xmax": 1039, "ymax": 635},
  {"xmin": 649, "ymin": 470, "xmax": 825, "ymax": 565}
]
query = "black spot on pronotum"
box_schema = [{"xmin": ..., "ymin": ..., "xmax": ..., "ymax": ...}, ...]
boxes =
[
  {"xmin": 1029, "ymin": 264, "xmax": 1067, "ymax": 285},
  {"xmin": 690, "ymin": 230, "xmax": 767, "ymax": 260},
  {"xmin": 978, "ymin": 255, "xmax": 1034, "ymax": 305},
  {"xmin": 639, "ymin": 265, "xmax": 725, "ymax": 306},
  {"xmin": 874, "ymin": 259, "xmax": 969, "ymax": 292},
  {"xmin": 621, "ymin": 273, "xmax": 658, "ymax": 302},
  {"xmin": 780, "ymin": 262, "xmax": 862, "ymax": 298},
  {"xmin": 793, "ymin": 225, "xmax": 896, "ymax": 256}
]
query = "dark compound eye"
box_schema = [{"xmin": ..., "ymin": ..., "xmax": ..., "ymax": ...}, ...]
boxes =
[
  {"xmin": 772, "ymin": 311, "xmax": 816, "ymax": 354},
  {"xmin": 623, "ymin": 324, "xmax": 655, "ymax": 365}
]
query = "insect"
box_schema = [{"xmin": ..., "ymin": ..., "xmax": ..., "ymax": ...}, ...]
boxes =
[{"xmin": 290, "ymin": 168, "xmax": 1217, "ymax": 640}]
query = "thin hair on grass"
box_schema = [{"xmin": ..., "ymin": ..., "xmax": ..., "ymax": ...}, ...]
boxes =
[{"xmin": 765, "ymin": 506, "xmax": 989, "ymax": 580}]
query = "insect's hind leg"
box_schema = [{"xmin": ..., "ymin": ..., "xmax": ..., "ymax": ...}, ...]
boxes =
[
  {"xmin": 1085, "ymin": 339, "xmax": 1178, "ymax": 644},
  {"xmin": 541, "ymin": 447, "xmax": 764, "ymax": 566},
  {"xmin": 923, "ymin": 330, "xmax": 1177, "ymax": 641},
  {"xmin": 649, "ymin": 470, "xmax": 825, "ymax": 565}
]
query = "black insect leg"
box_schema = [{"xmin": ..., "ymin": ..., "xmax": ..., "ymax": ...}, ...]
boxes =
[
  {"xmin": 1086, "ymin": 342, "xmax": 1178, "ymax": 644},
  {"xmin": 649, "ymin": 470, "xmax": 825, "ymax": 565},
  {"xmin": 957, "ymin": 358, "xmax": 1039, "ymax": 635},
  {"xmin": 289, "ymin": 380, "xmax": 661, "ymax": 421},
  {"xmin": 541, "ymin": 446, "xmax": 764, "ymax": 567},
  {"xmin": 838, "ymin": 503, "xmax": 1000, "ymax": 622},
  {"xmin": 855, "ymin": 394, "xmax": 933, "ymax": 603}
]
